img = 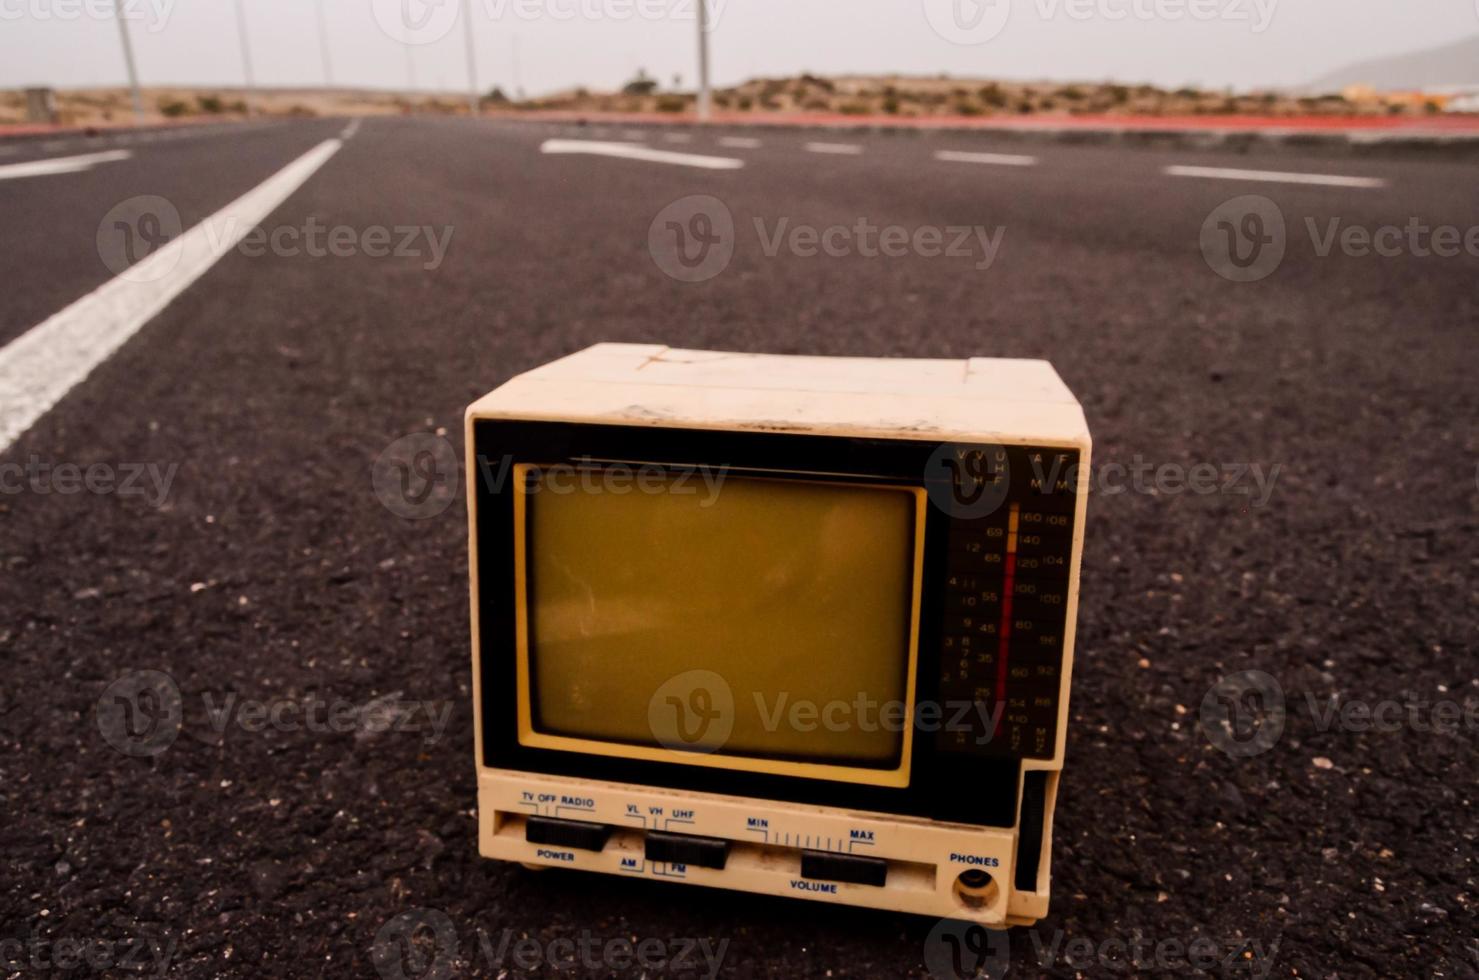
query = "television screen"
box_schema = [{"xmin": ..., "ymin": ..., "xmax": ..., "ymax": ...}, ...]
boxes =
[{"xmin": 519, "ymin": 467, "xmax": 922, "ymax": 776}]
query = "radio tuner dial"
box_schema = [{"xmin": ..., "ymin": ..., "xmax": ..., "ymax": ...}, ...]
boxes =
[{"xmin": 938, "ymin": 445, "xmax": 1079, "ymax": 761}]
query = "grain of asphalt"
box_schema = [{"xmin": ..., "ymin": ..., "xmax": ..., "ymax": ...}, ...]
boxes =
[{"xmin": 0, "ymin": 116, "xmax": 1474, "ymax": 977}]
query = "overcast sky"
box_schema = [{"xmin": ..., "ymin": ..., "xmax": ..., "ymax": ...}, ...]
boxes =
[{"xmin": 2, "ymin": 0, "xmax": 1474, "ymax": 96}]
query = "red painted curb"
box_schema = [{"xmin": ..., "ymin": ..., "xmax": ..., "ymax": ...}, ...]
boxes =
[
  {"xmin": 0, "ymin": 116, "xmax": 246, "ymax": 140},
  {"xmin": 486, "ymin": 108, "xmax": 1479, "ymax": 135}
]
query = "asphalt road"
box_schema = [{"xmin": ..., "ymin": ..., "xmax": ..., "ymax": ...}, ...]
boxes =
[{"xmin": 1, "ymin": 116, "xmax": 1475, "ymax": 978}]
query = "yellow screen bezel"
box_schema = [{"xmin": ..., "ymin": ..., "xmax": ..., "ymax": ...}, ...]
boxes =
[{"xmin": 510, "ymin": 462, "xmax": 927, "ymax": 789}]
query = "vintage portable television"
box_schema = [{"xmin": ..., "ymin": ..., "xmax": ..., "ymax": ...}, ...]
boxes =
[{"xmin": 465, "ymin": 344, "xmax": 1090, "ymax": 925}]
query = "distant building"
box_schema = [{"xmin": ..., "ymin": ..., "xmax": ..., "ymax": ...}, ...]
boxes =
[
  {"xmin": 25, "ymin": 87, "xmax": 57, "ymax": 124},
  {"xmin": 1445, "ymin": 92, "xmax": 1479, "ymax": 113},
  {"xmin": 1422, "ymin": 85, "xmax": 1479, "ymax": 113}
]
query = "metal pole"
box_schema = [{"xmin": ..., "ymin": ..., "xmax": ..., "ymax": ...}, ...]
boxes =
[
  {"xmin": 234, "ymin": 0, "xmax": 256, "ymax": 115},
  {"xmin": 114, "ymin": 0, "xmax": 144, "ymax": 119},
  {"xmin": 695, "ymin": 0, "xmax": 711, "ymax": 120},
  {"xmin": 316, "ymin": 0, "xmax": 335, "ymax": 88},
  {"xmin": 511, "ymin": 34, "xmax": 522, "ymax": 100},
  {"xmin": 462, "ymin": 0, "xmax": 479, "ymax": 115}
]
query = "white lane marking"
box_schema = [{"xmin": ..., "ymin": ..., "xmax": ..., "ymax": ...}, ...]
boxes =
[
  {"xmin": 934, "ymin": 149, "xmax": 1037, "ymax": 167},
  {"xmin": 620, "ymin": 130, "xmax": 646, "ymax": 141},
  {"xmin": 0, "ymin": 138, "xmax": 343, "ymax": 452},
  {"xmin": 0, "ymin": 149, "xmax": 132, "ymax": 181},
  {"xmin": 538, "ymin": 139, "xmax": 743, "ymax": 170},
  {"xmin": 340, "ymin": 117, "xmax": 362, "ymax": 139},
  {"xmin": 805, "ymin": 141, "xmax": 863, "ymax": 155},
  {"xmin": 1164, "ymin": 164, "xmax": 1387, "ymax": 189},
  {"xmin": 719, "ymin": 136, "xmax": 761, "ymax": 149},
  {"xmin": 662, "ymin": 131, "xmax": 693, "ymax": 143}
]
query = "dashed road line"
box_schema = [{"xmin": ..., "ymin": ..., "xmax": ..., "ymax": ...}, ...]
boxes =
[
  {"xmin": 538, "ymin": 138, "xmax": 743, "ymax": 170},
  {"xmin": 339, "ymin": 117, "xmax": 362, "ymax": 139},
  {"xmin": 661, "ymin": 132, "xmax": 693, "ymax": 144},
  {"xmin": 0, "ymin": 149, "xmax": 132, "ymax": 181},
  {"xmin": 0, "ymin": 138, "xmax": 344, "ymax": 452},
  {"xmin": 934, "ymin": 149, "xmax": 1038, "ymax": 167},
  {"xmin": 805, "ymin": 141, "xmax": 863, "ymax": 155},
  {"xmin": 719, "ymin": 136, "xmax": 761, "ymax": 149},
  {"xmin": 1164, "ymin": 164, "xmax": 1387, "ymax": 189}
]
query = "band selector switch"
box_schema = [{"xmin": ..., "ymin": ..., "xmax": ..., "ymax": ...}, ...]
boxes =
[{"xmin": 644, "ymin": 831, "xmax": 730, "ymax": 869}]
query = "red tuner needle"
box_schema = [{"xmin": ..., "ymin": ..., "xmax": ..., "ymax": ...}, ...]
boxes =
[{"xmin": 993, "ymin": 504, "xmax": 1020, "ymax": 740}]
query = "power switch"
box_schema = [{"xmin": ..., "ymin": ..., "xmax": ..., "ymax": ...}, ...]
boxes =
[
  {"xmin": 525, "ymin": 816, "xmax": 611, "ymax": 852},
  {"xmin": 644, "ymin": 831, "xmax": 729, "ymax": 869},
  {"xmin": 800, "ymin": 850, "xmax": 888, "ymax": 887}
]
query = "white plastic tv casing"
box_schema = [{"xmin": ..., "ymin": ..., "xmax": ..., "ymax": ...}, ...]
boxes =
[{"xmin": 465, "ymin": 343, "xmax": 1091, "ymax": 926}]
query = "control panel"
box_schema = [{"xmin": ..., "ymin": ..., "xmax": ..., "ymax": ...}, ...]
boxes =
[
  {"xmin": 937, "ymin": 445, "xmax": 1080, "ymax": 760},
  {"xmin": 479, "ymin": 770, "xmax": 1054, "ymax": 926}
]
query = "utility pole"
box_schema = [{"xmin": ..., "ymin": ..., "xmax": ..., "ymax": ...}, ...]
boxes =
[
  {"xmin": 695, "ymin": 0, "xmax": 711, "ymax": 120},
  {"xmin": 114, "ymin": 0, "xmax": 144, "ymax": 119},
  {"xmin": 462, "ymin": 0, "xmax": 479, "ymax": 115},
  {"xmin": 234, "ymin": 0, "xmax": 255, "ymax": 115},
  {"xmin": 316, "ymin": 0, "xmax": 335, "ymax": 88},
  {"xmin": 511, "ymin": 34, "xmax": 523, "ymax": 100}
]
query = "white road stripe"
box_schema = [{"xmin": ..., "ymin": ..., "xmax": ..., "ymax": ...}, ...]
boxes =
[
  {"xmin": 340, "ymin": 117, "xmax": 361, "ymax": 139},
  {"xmin": 0, "ymin": 149, "xmax": 132, "ymax": 181},
  {"xmin": 719, "ymin": 136, "xmax": 761, "ymax": 149},
  {"xmin": 538, "ymin": 139, "xmax": 743, "ymax": 170},
  {"xmin": 662, "ymin": 132, "xmax": 693, "ymax": 143},
  {"xmin": 934, "ymin": 149, "xmax": 1037, "ymax": 167},
  {"xmin": 805, "ymin": 141, "xmax": 863, "ymax": 155},
  {"xmin": 1164, "ymin": 164, "xmax": 1387, "ymax": 189},
  {"xmin": 0, "ymin": 138, "xmax": 343, "ymax": 452}
]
